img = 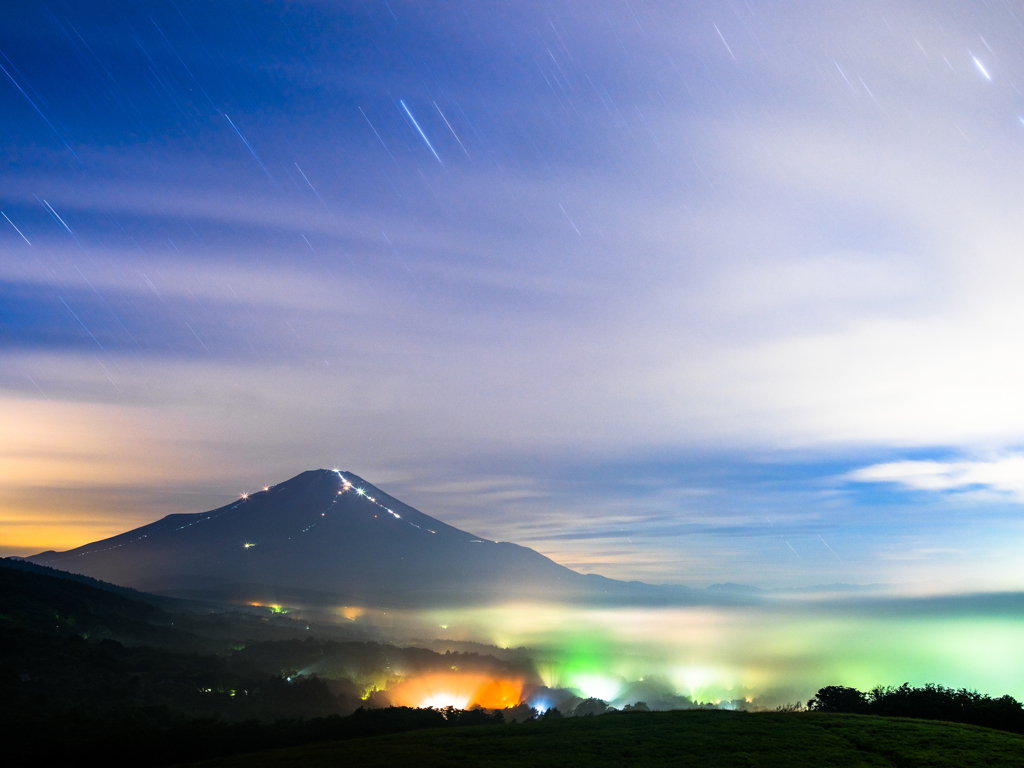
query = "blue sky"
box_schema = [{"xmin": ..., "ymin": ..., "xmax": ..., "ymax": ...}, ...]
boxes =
[{"xmin": 4, "ymin": 0, "xmax": 1024, "ymax": 589}]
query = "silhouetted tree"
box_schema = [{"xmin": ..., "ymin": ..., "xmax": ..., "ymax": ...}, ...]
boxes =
[
  {"xmin": 573, "ymin": 698, "xmax": 610, "ymax": 717},
  {"xmin": 807, "ymin": 686, "xmax": 868, "ymax": 714},
  {"xmin": 621, "ymin": 702, "xmax": 650, "ymax": 712}
]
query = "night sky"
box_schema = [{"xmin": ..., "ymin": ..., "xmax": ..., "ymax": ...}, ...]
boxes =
[{"xmin": 4, "ymin": 0, "xmax": 1024, "ymax": 590}]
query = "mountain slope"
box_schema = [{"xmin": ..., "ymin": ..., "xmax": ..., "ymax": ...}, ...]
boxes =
[{"xmin": 28, "ymin": 469, "xmax": 676, "ymax": 606}]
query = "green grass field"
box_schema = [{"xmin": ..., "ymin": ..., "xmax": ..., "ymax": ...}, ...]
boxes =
[{"xmin": 188, "ymin": 710, "xmax": 1024, "ymax": 767}]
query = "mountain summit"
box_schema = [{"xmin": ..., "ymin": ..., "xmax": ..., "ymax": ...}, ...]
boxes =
[{"xmin": 28, "ymin": 469, "xmax": 670, "ymax": 606}]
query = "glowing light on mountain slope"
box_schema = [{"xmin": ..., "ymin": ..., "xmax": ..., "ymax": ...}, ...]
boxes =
[
  {"xmin": 248, "ymin": 602, "xmax": 287, "ymax": 613},
  {"xmin": 419, "ymin": 691, "xmax": 472, "ymax": 709},
  {"xmin": 388, "ymin": 673, "xmax": 523, "ymax": 710},
  {"xmin": 333, "ymin": 472, "xmax": 434, "ymax": 535}
]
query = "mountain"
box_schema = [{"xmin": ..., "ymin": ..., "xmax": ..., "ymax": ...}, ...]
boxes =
[{"xmin": 27, "ymin": 469, "xmax": 688, "ymax": 607}]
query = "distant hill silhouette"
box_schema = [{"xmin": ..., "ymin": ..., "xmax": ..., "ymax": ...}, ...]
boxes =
[{"xmin": 27, "ymin": 469, "xmax": 688, "ymax": 607}]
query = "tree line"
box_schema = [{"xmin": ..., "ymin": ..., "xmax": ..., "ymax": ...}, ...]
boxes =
[{"xmin": 808, "ymin": 683, "xmax": 1024, "ymax": 733}]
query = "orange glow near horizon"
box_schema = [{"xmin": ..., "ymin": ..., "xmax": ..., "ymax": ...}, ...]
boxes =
[
  {"xmin": 0, "ymin": 391, "xmax": 261, "ymax": 556},
  {"xmin": 387, "ymin": 673, "xmax": 523, "ymax": 710}
]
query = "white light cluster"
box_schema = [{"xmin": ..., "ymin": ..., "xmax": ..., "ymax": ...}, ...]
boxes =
[{"xmin": 334, "ymin": 471, "xmax": 436, "ymax": 534}]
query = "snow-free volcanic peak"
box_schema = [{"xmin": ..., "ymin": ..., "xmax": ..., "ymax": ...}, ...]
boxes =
[{"xmin": 28, "ymin": 469, "xmax": 663, "ymax": 606}]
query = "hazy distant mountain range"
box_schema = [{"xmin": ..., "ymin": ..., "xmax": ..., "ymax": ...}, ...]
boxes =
[{"xmin": 28, "ymin": 469, "xmax": 697, "ymax": 607}]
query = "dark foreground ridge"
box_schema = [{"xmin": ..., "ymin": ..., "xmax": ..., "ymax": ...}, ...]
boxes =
[
  {"xmin": 189, "ymin": 710, "xmax": 1024, "ymax": 768},
  {"xmin": 25, "ymin": 469, "xmax": 696, "ymax": 606}
]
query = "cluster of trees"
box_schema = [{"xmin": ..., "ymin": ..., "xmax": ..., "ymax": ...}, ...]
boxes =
[
  {"xmin": 562, "ymin": 699, "xmax": 649, "ymax": 717},
  {"xmin": 807, "ymin": 684, "xmax": 1024, "ymax": 733},
  {"xmin": 505, "ymin": 699, "xmax": 651, "ymax": 722}
]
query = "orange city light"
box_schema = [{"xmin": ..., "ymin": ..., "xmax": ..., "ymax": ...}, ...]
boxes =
[{"xmin": 387, "ymin": 673, "xmax": 523, "ymax": 710}]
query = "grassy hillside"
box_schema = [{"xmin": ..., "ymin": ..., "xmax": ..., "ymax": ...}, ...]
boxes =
[
  {"xmin": 189, "ymin": 710, "xmax": 1024, "ymax": 768},
  {"xmin": 0, "ymin": 559, "xmax": 523, "ymax": 766}
]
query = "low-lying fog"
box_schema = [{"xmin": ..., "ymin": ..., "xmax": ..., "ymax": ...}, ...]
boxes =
[{"xmin": 269, "ymin": 591, "xmax": 1024, "ymax": 712}]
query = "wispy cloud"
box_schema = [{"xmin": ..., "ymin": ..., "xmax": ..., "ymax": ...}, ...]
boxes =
[{"xmin": 850, "ymin": 456, "xmax": 1024, "ymax": 498}]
